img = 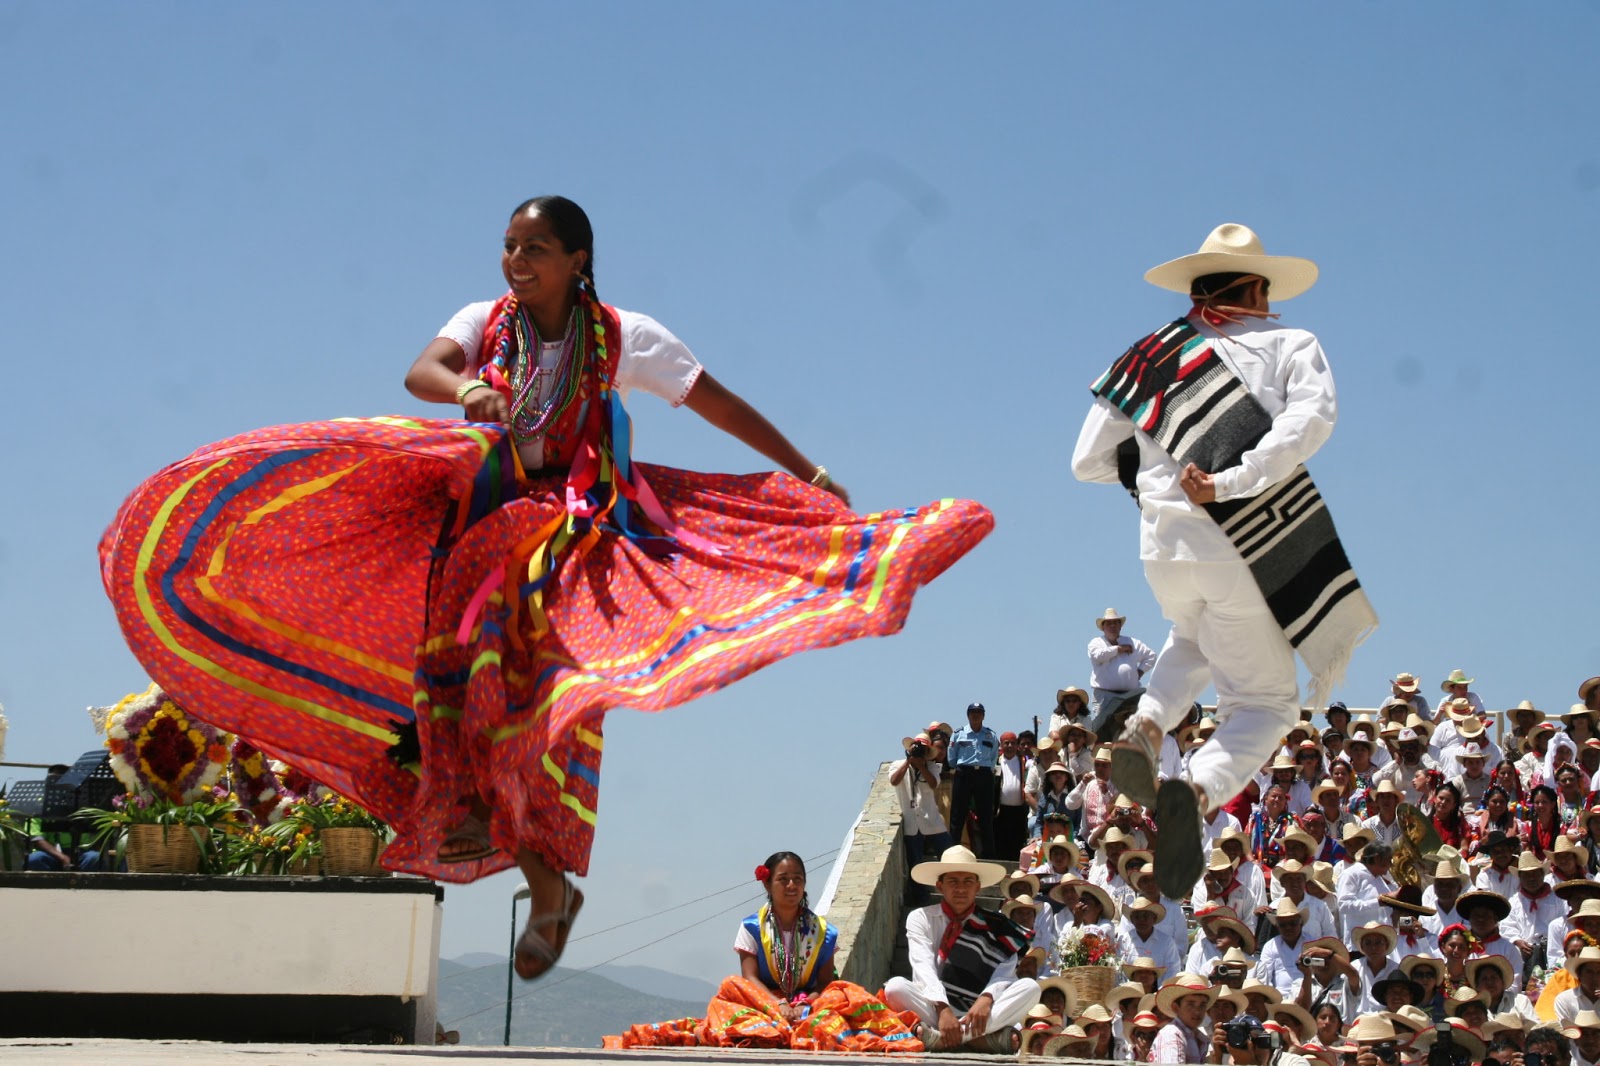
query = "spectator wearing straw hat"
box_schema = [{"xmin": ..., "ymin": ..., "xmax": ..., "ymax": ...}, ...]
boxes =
[
  {"xmin": 1116, "ymin": 896, "xmax": 1182, "ymax": 983},
  {"xmin": 1085, "ymin": 608, "xmax": 1155, "ymax": 718},
  {"xmin": 1188, "ymin": 905, "xmax": 1257, "ymax": 975},
  {"xmin": 1556, "ymin": 946, "xmax": 1600, "ymax": 1029},
  {"xmin": 1439, "ymin": 668, "xmax": 1486, "ymax": 718},
  {"xmin": 1563, "ymin": 1008, "xmax": 1600, "ymax": 1066},
  {"xmin": 1149, "ymin": 972, "xmax": 1217, "ymax": 1064},
  {"xmin": 1257, "ymin": 898, "xmax": 1316, "ymax": 999},
  {"xmin": 1420, "ymin": 862, "xmax": 1468, "ymax": 939},
  {"xmin": 1389, "ymin": 672, "xmax": 1430, "ymax": 717},
  {"xmin": 1374, "ymin": 728, "xmax": 1438, "ymax": 807},
  {"xmin": 1288, "ymin": 936, "xmax": 1354, "ymax": 1020},
  {"xmin": 1063, "ymin": 745, "xmax": 1119, "ymax": 841},
  {"xmin": 1336, "ymin": 843, "xmax": 1396, "ymax": 940},
  {"xmin": 1126, "ymin": 862, "xmax": 1189, "ymax": 951},
  {"xmin": 1507, "ymin": 851, "xmax": 1564, "ymax": 960},
  {"xmin": 1460, "ymin": 888, "xmax": 1525, "ymax": 990},
  {"xmin": 1347, "ymin": 921, "xmax": 1401, "ymax": 1017},
  {"xmin": 886, "ymin": 845, "xmax": 1041, "ymax": 1052},
  {"xmin": 1360, "ymin": 780, "xmax": 1404, "ymax": 848},
  {"xmin": 1047, "ymin": 686, "xmax": 1091, "ymax": 740},
  {"xmin": 1195, "ymin": 849, "xmax": 1258, "ymax": 919},
  {"xmin": 1476, "ymin": 830, "xmax": 1522, "ymax": 897},
  {"xmin": 1275, "ymin": 859, "xmax": 1337, "ymax": 943},
  {"xmin": 1468, "ymin": 954, "xmax": 1539, "ymax": 1028},
  {"xmin": 1448, "ymin": 741, "xmax": 1494, "ymax": 809}
]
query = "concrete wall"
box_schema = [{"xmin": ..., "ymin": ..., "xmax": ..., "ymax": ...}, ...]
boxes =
[{"xmin": 825, "ymin": 760, "xmax": 904, "ymax": 993}]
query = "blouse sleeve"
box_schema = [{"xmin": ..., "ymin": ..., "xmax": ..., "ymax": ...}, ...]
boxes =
[
  {"xmin": 734, "ymin": 922, "xmax": 759, "ymax": 956},
  {"xmin": 436, "ymin": 301, "xmax": 496, "ymax": 372},
  {"xmin": 616, "ymin": 309, "xmax": 704, "ymax": 407}
]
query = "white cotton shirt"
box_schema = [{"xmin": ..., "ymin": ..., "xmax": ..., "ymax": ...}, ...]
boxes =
[
  {"xmin": 437, "ymin": 302, "xmax": 704, "ymax": 467},
  {"xmin": 1071, "ymin": 314, "xmax": 1338, "ymax": 563}
]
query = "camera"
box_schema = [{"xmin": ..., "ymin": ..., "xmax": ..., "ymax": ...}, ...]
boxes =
[
  {"xmin": 1526, "ymin": 1052, "xmax": 1544, "ymax": 1066},
  {"xmin": 1300, "ymin": 954, "xmax": 1326, "ymax": 968},
  {"xmin": 1427, "ymin": 1023, "xmax": 1467, "ymax": 1066},
  {"xmin": 908, "ymin": 742, "xmax": 929, "ymax": 757},
  {"xmin": 1374, "ymin": 1042, "xmax": 1400, "ymax": 1064},
  {"xmin": 1224, "ymin": 1018, "xmax": 1281, "ymax": 1051}
]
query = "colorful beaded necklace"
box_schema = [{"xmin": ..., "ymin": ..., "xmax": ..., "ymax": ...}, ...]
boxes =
[{"xmin": 505, "ymin": 301, "xmax": 587, "ymax": 445}]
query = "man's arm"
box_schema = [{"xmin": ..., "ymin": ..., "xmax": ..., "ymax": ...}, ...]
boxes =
[
  {"xmin": 1087, "ymin": 636, "xmax": 1122, "ymax": 666},
  {"xmin": 1071, "ymin": 397, "xmax": 1135, "ymax": 484},
  {"xmin": 904, "ymin": 908, "xmax": 948, "ymax": 1006},
  {"xmin": 1211, "ymin": 332, "xmax": 1337, "ymax": 501}
]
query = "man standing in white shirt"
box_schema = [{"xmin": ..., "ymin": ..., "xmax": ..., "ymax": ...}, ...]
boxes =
[
  {"xmin": 1086, "ymin": 609, "xmax": 1155, "ymax": 719},
  {"xmin": 994, "ymin": 732, "xmax": 1030, "ymax": 861},
  {"xmin": 1072, "ymin": 224, "xmax": 1375, "ymax": 902},
  {"xmin": 1336, "ymin": 842, "xmax": 1396, "ymax": 943}
]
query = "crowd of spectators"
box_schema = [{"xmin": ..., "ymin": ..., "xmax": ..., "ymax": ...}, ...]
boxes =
[{"xmin": 888, "ymin": 608, "xmax": 1600, "ymax": 1063}]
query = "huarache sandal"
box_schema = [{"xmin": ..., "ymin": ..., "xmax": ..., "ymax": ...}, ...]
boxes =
[
  {"xmin": 436, "ymin": 813, "xmax": 498, "ymax": 864},
  {"xmin": 1110, "ymin": 722, "xmax": 1161, "ymax": 810},
  {"xmin": 1153, "ymin": 778, "xmax": 1205, "ymax": 901},
  {"xmin": 514, "ymin": 876, "xmax": 584, "ymax": 981}
]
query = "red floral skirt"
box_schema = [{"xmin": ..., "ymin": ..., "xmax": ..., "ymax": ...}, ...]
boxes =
[{"xmin": 99, "ymin": 417, "xmax": 992, "ymax": 880}]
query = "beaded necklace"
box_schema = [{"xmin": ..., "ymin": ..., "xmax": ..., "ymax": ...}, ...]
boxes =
[{"xmin": 506, "ymin": 302, "xmax": 587, "ymax": 444}]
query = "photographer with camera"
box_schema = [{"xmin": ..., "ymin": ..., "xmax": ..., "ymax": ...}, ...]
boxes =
[
  {"xmin": 1206, "ymin": 1013, "xmax": 1311, "ymax": 1066},
  {"xmin": 892, "ymin": 731, "xmax": 952, "ymax": 903}
]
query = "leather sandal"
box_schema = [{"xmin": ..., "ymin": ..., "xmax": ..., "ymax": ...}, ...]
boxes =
[
  {"xmin": 1110, "ymin": 723, "xmax": 1160, "ymax": 809},
  {"xmin": 1154, "ymin": 778, "xmax": 1205, "ymax": 901},
  {"xmin": 436, "ymin": 813, "xmax": 498, "ymax": 864},
  {"xmin": 514, "ymin": 876, "xmax": 584, "ymax": 981}
]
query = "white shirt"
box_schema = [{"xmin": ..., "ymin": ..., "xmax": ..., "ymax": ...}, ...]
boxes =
[
  {"xmin": 1439, "ymin": 737, "xmax": 1504, "ymax": 779},
  {"xmin": 1114, "ymin": 925, "xmax": 1182, "ymax": 983},
  {"xmin": 1071, "ymin": 315, "xmax": 1337, "ymax": 562},
  {"xmin": 1350, "ymin": 957, "xmax": 1399, "ymax": 1018},
  {"xmin": 904, "ymin": 903, "xmax": 1020, "ymax": 1008},
  {"xmin": 1086, "ymin": 635, "xmax": 1156, "ymax": 691},
  {"xmin": 998, "ymin": 755, "xmax": 1025, "ymax": 807},
  {"xmin": 1256, "ymin": 934, "xmax": 1312, "ymax": 999},
  {"xmin": 1201, "ymin": 810, "xmax": 1243, "ymax": 851},
  {"xmin": 1362, "ymin": 812, "xmax": 1403, "ymax": 848},
  {"xmin": 1556, "ymin": 986, "xmax": 1600, "ymax": 1029},
  {"xmin": 438, "ymin": 303, "xmax": 704, "ymax": 468},
  {"xmin": 893, "ymin": 760, "xmax": 947, "ymax": 836},
  {"xmin": 1336, "ymin": 864, "xmax": 1395, "ymax": 945},
  {"xmin": 1477, "ymin": 865, "xmax": 1520, "ymax": 898},
  {"xmin": 1506, "ymin": 886, "xmax": 1566, "ymax": 945},
  {"xmin": 1284, "ymin": 892, "xmax": 1337, "ymax": 944}
]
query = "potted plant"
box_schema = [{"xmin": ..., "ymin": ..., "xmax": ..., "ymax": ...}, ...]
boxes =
[
  {"xmin": 288, "ymin": 793, "xmax": 388, "ymax": 876},
  {"xmin": 79, "ymin": 790, "xmax": 240, "ymax": 873}
]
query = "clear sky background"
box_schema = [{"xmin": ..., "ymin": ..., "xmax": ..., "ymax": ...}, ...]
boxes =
[{"xmin": 3, "ymin": 2, "xmax": 1598, "ymax": 1005}]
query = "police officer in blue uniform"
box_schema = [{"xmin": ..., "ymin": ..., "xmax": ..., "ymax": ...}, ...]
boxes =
[{"xmin": 946, "ymin": 702, "xmax": 1000, "ymax": 859}]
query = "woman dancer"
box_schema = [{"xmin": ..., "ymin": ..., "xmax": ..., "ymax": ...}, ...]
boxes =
[{"xmin": 99, "ymin": 196, "xmax": 992, "ymax": 979}]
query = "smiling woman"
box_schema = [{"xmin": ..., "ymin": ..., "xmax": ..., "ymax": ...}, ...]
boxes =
[{"xmin": 98, "ymin": 194, "xmax": 993, "ymax": 985}]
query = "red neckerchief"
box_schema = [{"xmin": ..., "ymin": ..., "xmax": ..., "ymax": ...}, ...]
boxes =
[
  {"xmin": 1399, "ymin": 926, "xmax": 1425, "ymax": 949},
  {"xmin": 938, "ymin": 901, "xmax": 976, "ymax": 962},
  {"xmin": 1531, "ymin": 818, "xmax": 1560, "ymax": 856},
  {"xmin": 1522, "ymin": 884, "xmax": 1551, "ymax": 902}
]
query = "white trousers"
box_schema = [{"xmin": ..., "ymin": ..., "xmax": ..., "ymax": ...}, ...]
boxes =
[
  {"xmin": 881, "ymin": 976, "xmax": 1041, "ymax": 1036},
  {"xmin": 1135, "ymin": 560, "xmax": 1300, "ymax": 807}
]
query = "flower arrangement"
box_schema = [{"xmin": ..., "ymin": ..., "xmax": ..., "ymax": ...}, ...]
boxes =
[
  {"xmin": 105, "ymin": 685, "xmax": 231, "ymax": 803},
  {"xmin": 229, "ymin": 740, "xmax": 286, "ymax": 823},
  {"xmin": 1048, "ymin": 926, "xmax": 1116, "ymax": 972},
  {"xmin": 287, "ymin": 791, "xmax": 385, "ymax": 831}
]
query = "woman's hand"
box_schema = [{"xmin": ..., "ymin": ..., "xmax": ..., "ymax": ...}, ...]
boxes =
[{"xmin": 462, "ymin": 386, "xmax": 509, "ymax": 424}]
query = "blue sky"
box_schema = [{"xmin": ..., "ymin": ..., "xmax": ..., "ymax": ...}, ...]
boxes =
[{"xmin": 3, "ymin": 3, "xmax": 1598, "ymax": 997}]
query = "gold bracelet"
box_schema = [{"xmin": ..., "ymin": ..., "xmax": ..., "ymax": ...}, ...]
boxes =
[
  {"xmin": 455, "ymin": 379, "xmax": 490, "ymax": 404},
  {"xmin": 809, "ymin": 465, "xmax": 832, "ymax": 489}
]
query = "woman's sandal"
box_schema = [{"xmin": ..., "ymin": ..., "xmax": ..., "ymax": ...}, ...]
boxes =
[
  {"xmin": 514, "ymin": 877, "xmax": 585, "ymax": 981},
  {"xmin": 437, "ymin": 813, "xmax": 498, "ymax": 864}
]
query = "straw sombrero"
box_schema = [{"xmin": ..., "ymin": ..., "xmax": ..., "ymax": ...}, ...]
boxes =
[
  {"xmin": 910, "ymin": 844, "xmax": 1006, "ymax": 887},
  {"xmin": 1154, "ymin": 972, "xmax": 1220, "ymax": 1015},
  {"xmin": 1144, "ymin": 224, "xmax": 1318, "ymax": 301}
]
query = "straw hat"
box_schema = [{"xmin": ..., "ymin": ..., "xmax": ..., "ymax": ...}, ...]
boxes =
[
  {"xmin": 1466, "ymin": 954, "xmax": 1513, "ymax": 988},
  {"xmin": 1035, "ymin": 976, "xmax": 1078, "ymax": 1018},
  {"xmin": 1270, "ymin": 1002, "xmax": 1317, "ymax": 1040},
  {"xmin": 1074, "ymin": 882, "xmax": 1118, "ymax": 922},
  {"xmin": 1213, "ymin": 989, "xmax": 1250, "ymax": 1014},
  {"xmin": 1302, "ymin": 936, "xmax": 1351, "ymax": 963},
  {"xmin": 1402, "ymin": 714, "xmax": 1434, "ymax": 740},
  {"xmin": 1154, "ymin": 972, "xmax": 1220, "ymax": 1015},
  {"xmin": 925, "ymin": 720, "xmax": 952, "ymax": 737},
  {"xmin": 1391, "ymin": 673, "xmax": 1421, "ymax": 694},
  {"xmin": 1311, "ymin": 779, "xmax": 1341, "ymax": 806},
  {"xmin": 1018, "ymin": 1027, "xmax": 1057, "ymax": 1056},
  {"xmin": 1572, "ymin": 898, "xmax": 1600, "ymax": 922},
  {"xmin": 1004, "ymin": 872, "xmax": 1043, "ymax": 899},
  {"xmin": 1341, "ymin": 822, "xmax": 1376, "ymax": 851},
  {"xmin": 1349, "ymin": 714, "xmax": 1377, "ymax": 739},
  {"xmin": 1093, "ymin": 745, "xmax": 1113, "ymax": 764},
  {"xmin": 1095, "ymin": 608, "xmax": 1126, "ymax": 628},
  {"xmin": 1347, "ymin": 1013, "xmax": 1400, "ymax": 1042},
  {"xmin": 1372, "ymin": 779, "xmax": 1400, "ymax": 799},
  {"xmin": 1483, "ymin": 1011, "xmax": 1526, "ymax": 1038},
  {"xmin": 1210, "ymin": 916, "xmax": 1258, "ymax": 955},
  {"xmin": 1041, "ymin": 1026, "xmax": 1095, "ymax": 1057},
  {"xmin": 1509, "ymin": 699, "xmax": 1546, "ymax": 724},
  {"xmin": 1399, "ymin": 954, "xmax": 1442, "ymax": 980},
  {"xmin": 1445, "ymin": 985, "xmax": 1490, "ymax": 1017},
  {"xmin": 1515, "ymin": 851, "xmax": 1548, "ymax": 874},
  {"xmin": 1131, "ymin": 1010, "xmax": 1163, "ymax": 1031},
  {"xmin": 1269, "ymin": 754, "xmax": 1297, "ymax": 774},
  {"xmin": 1457, "ymin": 717, "xmax": 1487, "ymax": 740},
  {"xmin": 1002, "ymin": 895, "xmax": 1041, "ymax": 923},
  {"xmin": 1047, "ymin": 876, "xmax": 1086, "ymax": 907},
  {"xmin": 1118, "ymin": 849, "xmax": 1155, "ymax": 884},
  {"xmin": 1352, "ymin": 921, "xmax": 1398, "ymax": 955},
  {"xmin": 1126, "ymin": 895, "xmax": 1168, "ymax": 923},
  {"xmin": 1567, "ymin": 945, "xmax": 1600, "ymax": 977},
  {"xmin": 1126, "ymin": 956, "xmax": 1164, "ymax": 978},
  {"xmin": 1566, "ymin": 1008, "xmax": 1600, "ymax": 1039},
  {"xmin": 1440, "ymin": 669, "xmax": 1476, "ymax": 692},
  {"xmin": 1043, "ymin": 834, "xmax": 1082, "ymax": 869},
  {"xmin": 1056, "ymin": 686, "xmax": 1090, "ymax": 705},
  {"xmin": 1378, "ymin": 886, "xmax": 1435, "ymax": 917},
  {"xmin": 1217, "ymin": 826, "xmax": 1249, "ymax": 849},
  {"xmin": 1241, "ymin": 977, "xmax": 1284, "ymax": 1006},
  {"xmin": 1205, "ymin": 848, "xmax": 1236, "ymax": 873},
  {"xmin": 1282, "ymin": 828, "xmax": 1318, "ymax": 855},
  {"xmin": 1104, "ymin": 982, "xmax": 1145, "ymax": 1010},
  {"xmin": 1075, "ymin": 1003, "xmax": 1115, "ymax": 1026},
  {"xmin": 1024, "ymin": 1002, "xmax": 1064, "ymax": 1030},
  {"xmin": 1370, "ymin": 973, "xmax": 1424, "ymax": 1007},
  {"xmin": 1143, "ymin": 224, "xmax": 1319, "ymax": 301},
  {"xmin": 1309, "ymin": 861, "xmax": 1337, "ymax": 895},
  {"xmin": 1555, "ymin": 836, "xmax": 1591, "ymax": 863},
  {"xmin": 1042, "ymin": 761, "xmax": 1072, "ymax": 780},
  {"xmin": 1580, "ymin": 677, "xmax": 1600, "ymax": 703},
  {"xmin": 910, "ymin": 844, "xmax": 1007, "ymax": 887},
  {"xmin": 1387, "ymin": 1004, "xmax": 1433, "ymax": 1034}
]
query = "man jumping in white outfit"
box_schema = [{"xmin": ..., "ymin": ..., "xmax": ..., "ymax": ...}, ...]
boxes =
[{"xmin": 1071, "ymin": 223, "xmax": 1376, "ymax": 901}]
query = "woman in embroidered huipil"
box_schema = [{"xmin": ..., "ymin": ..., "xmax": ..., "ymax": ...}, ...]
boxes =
[
  {"xmin": 604, "ymin": 851, "xmax": 922, "ymax": 1053},
  {"xmin": 99, "ymin": 196, "xmax": 993, "ymax": 983}
]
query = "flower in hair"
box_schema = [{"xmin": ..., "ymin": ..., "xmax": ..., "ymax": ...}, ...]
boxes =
[{"xmin": 755, "ymin": 864, "xmax": 771, "ymax": 883}]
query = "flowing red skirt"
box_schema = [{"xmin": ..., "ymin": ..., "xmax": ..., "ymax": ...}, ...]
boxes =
[
  {"xmin": 602, "ymin": 976, "xmax": 925, "ymax": 1052},
  {"xmin": 99, "ymin": 417, "xmax": 992, "ymax": 880}
]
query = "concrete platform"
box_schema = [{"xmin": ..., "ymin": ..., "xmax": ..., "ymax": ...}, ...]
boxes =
[{"xmin": 0, "ymin": 1041, "xmax": 1086, "ymax": 1066}]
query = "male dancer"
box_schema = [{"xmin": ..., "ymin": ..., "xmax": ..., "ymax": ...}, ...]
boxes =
[{"xmin": 1072, "ymin": 224, "xmax": 1376, "ymax": 900}]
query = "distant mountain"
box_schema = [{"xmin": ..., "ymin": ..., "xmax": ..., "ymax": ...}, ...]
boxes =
[
  {"xmin": 437, "ymin": 955, "xmax": 706, "ymax": 1048},
  {"xmin": 592, "ymin": 963, "xmax": 718, "ymax": 1005}
]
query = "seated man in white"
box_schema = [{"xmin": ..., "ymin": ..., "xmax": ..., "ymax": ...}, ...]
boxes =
[
  {"xmin": 1114, "ymin": 896, "xmax": 1182, "ymax": 982},
  {"xmin": 1458, "ymin": 889, "xmax": 1524, "ymax": 991},
  {"xmin": 885, "ymin": 845, "xmax": 1041, "ymax": 1053},
  {"xmin": 1253, "ymin": 898, "xmax": 1313, "ymax": 999},
  {"xmin": 1558, "ymin": 947, "xmax": 1600, "ymax": 1028}
]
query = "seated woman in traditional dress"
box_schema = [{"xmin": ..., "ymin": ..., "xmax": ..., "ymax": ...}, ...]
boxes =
[
  {"xmin": 99, "ymin": 196, "xmax": 992, "ymax": 983},
  {"xmin": 606, "ymin": 851, "xmax": 921, "ymax": 1053}
]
